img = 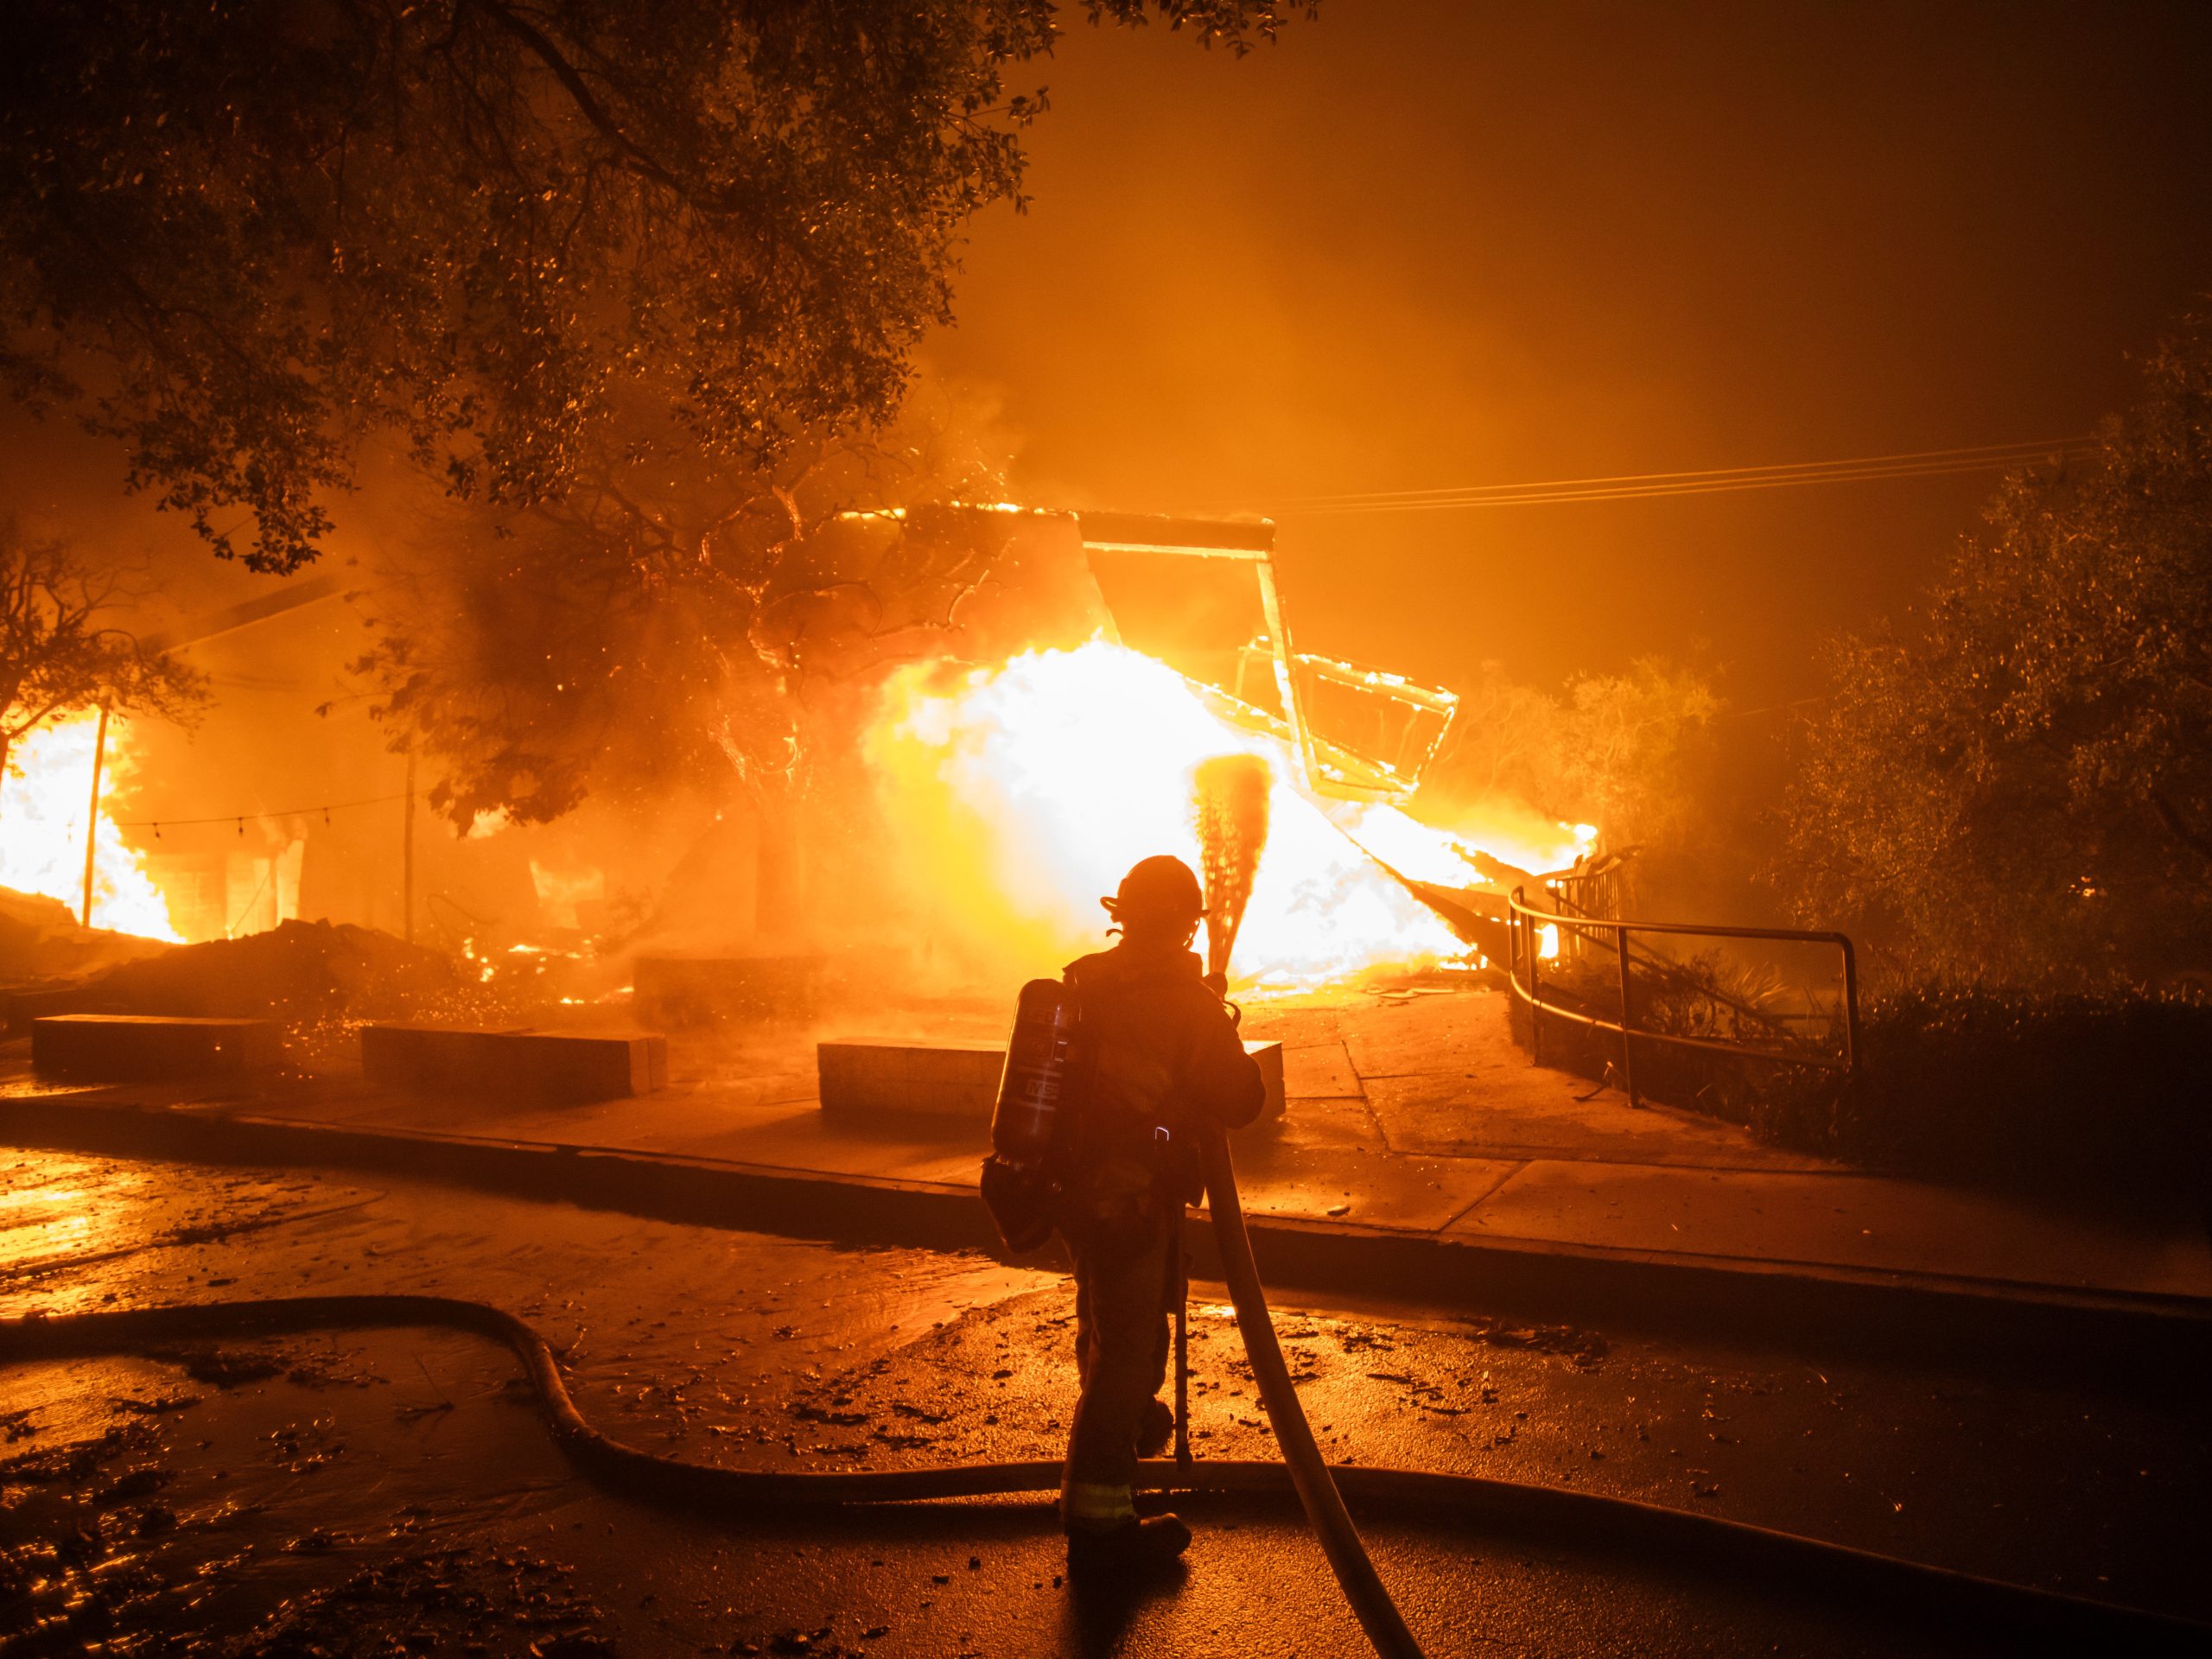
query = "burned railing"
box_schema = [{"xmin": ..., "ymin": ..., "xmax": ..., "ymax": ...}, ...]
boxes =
[
  {"xmin": 1544, "ymin": 882, "xmax": 1816, "ymax": 1053},
  {"xmin": 1505, "ymin": 886, "xmax": 1860, "ymax": 1109}
]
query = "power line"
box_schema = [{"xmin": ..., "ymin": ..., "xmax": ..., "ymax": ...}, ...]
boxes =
[
  {"xmin": 1274, "ymin": 437, "xmax": 2089, "ymax": 514},
  {"xmin": 1710, "ymin": 695, "xmax": 1828, "ymax": 722},
  {"xmin": 1282, "ymin": 436, "xmax": 2082, "ymax": 504},
  {"xmin": 1298, "ymin": 454, "xmax": 2066, "ymax": 513}
]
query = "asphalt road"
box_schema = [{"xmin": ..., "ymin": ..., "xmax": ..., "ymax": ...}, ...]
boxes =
[{"xmin": 2, "ymin": 1149, "xmax": 2203, "ymax": 1656}]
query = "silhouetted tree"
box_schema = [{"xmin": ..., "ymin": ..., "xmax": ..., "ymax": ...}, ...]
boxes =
[
  {"xmin": 1427, "ymin": 656, "xmax": 1721, "ymax": 864},
  {"xmin": 1774, "ymin": 311, "xmax": 2212, "ymax": 985},
  {"xmin": 347, "ymin": 397, "xmax": 1016, "ymax": 830},
  {"xmin": 0, "ymin": 522, "xmax": 207, "ymax": 785},
  {"xmin": 0, "ymin": 1, "xmax": 1314, "ymax": 574}
]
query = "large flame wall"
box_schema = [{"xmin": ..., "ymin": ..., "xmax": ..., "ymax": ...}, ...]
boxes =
[
  {"xmin": 865, "ymin": 640, "xmax": 1576, "ymax": 988},
  {"xmin": 0, "ymin": 712, "xmax": 181, "ymax": 940}
]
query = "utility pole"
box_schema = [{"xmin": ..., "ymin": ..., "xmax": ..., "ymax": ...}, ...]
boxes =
[
  {"xmin": 402, "ymin": 750, "xmax": 416, "ymax": 944},
  {"xmin": 79, "ymin": 705, "xmax": 110, "ymax": 928}
]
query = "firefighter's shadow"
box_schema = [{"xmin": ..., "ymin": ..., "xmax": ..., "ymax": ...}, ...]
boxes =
[
  {"xmin": 734, "ymin": 1504, "xmax": 1186, "ymax": 1652},
  {"xmin": 1063, "ymin": 1560, "xmax": 1189, "ymax": 1657}
]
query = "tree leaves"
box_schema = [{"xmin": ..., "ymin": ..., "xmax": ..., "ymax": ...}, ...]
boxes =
[
  {"xmin": 1774, "ymin": 308, "xmax": 2212, "ymax": 985},
  {"xmin": 1426, "ymin": 656, "xmax": 1721, "ymax": 857},
  {"xmin": 0, "ymin": 2, "xmax": 1315, "ymax": 574},
  {"xmin": 0, "ymin": 522, "xmax": 209, "ymax": 777}
]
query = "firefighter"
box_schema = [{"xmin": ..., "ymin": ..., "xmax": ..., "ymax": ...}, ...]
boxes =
[{"xmin": 1058, "ymin": 854, "xmax": 1267, "ymax": 1571}]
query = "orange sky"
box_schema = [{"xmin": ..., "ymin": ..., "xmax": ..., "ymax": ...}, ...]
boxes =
[
  {"xmin": 5, "ymin": 2, "xmax": 2208, "ymax": 726},
  {"xmin": 926, "ymin": 0, "xmax": 2212, "ymax": 706}
]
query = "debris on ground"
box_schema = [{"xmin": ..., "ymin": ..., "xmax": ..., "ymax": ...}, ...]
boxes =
[
  {"xmin": 1, "ymin": 916, "xmax": 512, "ymax": 1065},
  {"xmin": 48, "ymin": 918, "xmax": 474, "ymax": 1023},
  {"xmin": 233, "ymin": 1548, "xmax": 614, "ymax": 1657},
  {"xmin": 151, "ymin": 1344, "xmax": 286, "ymax": 1389},
  {"xmin": 1457, "ymin": 1314, "xmax": 1611, "ymax": 1370},
  {"xmin": 0, "ymin": 883, "xmax": 172, "ymax": 990}
]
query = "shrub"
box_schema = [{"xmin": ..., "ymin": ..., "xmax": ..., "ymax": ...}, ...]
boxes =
[
  {"xmin": 1754, "ymin": 988, "xmax": 2212, "ymax": 1200},
  {"xmin": 1510, "ymin": 965, "xmax": 2212, "ymax": 1205}
]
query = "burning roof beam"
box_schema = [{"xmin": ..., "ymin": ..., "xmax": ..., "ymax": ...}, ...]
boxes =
[
  {"xmin": 1072, "ymin": 512, "xmax": 1274, "ymax": 558},
  {"xmin": 1072, "ymin": 512, "xmax": 1323, "ymax": 798},
  {"xmin": 1070, "ymin": 509, "xmax": 1461, "ymax": 806},
  {"xmin": 1237, "ymin": 644, "xmax": 1461, "ymax": 804}
]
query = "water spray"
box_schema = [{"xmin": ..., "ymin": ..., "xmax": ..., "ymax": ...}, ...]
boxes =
[{"xmin": 1194, "ymin": 753, "xmax": 1270, "ymax": 985}]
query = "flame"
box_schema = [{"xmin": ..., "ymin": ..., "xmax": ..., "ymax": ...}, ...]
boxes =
[
  {"xmin": 866, "ymin": 640, "xmax": 1582, "ymax": 989},
  {"xmin": 0, "ymin": 711, "xmax": 182, "ymax": 941}
]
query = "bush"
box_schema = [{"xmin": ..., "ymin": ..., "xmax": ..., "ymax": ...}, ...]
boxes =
[
  {"xmin": 1754, "ymin": 988, "xmax": 2212, "ymax": 1200},
  {"xmin": 1510, "ymin": 968, "xmax": 2212, "ymax": 1205}
]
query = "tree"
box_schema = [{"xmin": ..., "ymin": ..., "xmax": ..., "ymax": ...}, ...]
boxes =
[
  {"xmin": 1548, "ymin": 658, "xmax": 1722, "ymax": 853},
  {"xmin": 0, "ymin": 1, "xmax": 1314, "ymax": 575},
  {"xmin": 346, "ymin": 391, "xmax": 1118, "ymax": 941},
  {"xmin": 1426, "ymin": 656, "xmax": 1721, "ymax": 861},
  {"xmin": 0, "ymin": 521, "xmax": 207, "ymax": 785},
  {"xmin": 347, "ymin": 394, "xmax": 1022, "ymax": 832},
  {"xmin": 1773, "ymin": 310, "xmax": 2212, "ymax": 985}
]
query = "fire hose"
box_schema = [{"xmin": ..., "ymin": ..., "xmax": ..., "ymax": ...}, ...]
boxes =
[
  {"xmin": 3, "ymin": 1273, "xmax": 2205, "ymax": 1652},
  {"xmin": 1187, "ymin": 753, "xmax": 1422, "ymax": 1653},
  {"xmin": 1198, "ymin": 1122, "xmax": 1424, "ymax": 1659}
]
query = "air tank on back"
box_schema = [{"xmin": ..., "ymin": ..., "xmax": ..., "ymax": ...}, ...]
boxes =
[{"xmin": 992, "ymin": 977, "xmax": 1077, "ymax": 1168}]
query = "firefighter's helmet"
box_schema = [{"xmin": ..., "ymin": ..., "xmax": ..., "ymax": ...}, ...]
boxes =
[{"xmin": 1102, "ymin": 855, "xmax": 1204, "ymax": 926}]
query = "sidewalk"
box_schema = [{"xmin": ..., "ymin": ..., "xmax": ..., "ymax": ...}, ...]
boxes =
[{"xmin": 4, "ymin": 982, "xmax": 2209, "ymax": 1343}]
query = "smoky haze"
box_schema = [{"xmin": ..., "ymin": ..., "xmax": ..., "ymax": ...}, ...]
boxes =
[
  {"xmin": 926, "ymin": 0, "xmax": 2212, "ymax": 706},
  {"xmin": 4, "ymin": 1, "xmax": 2209, "ymax": 957}
]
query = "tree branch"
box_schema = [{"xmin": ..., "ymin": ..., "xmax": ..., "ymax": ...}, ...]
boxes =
[
  {"xmin": 2147, "ymin": 787, "xmax": 2212, "ymax": 868},
  {"xmin": 461, "ymin": 0, "xmax": 685, "ymax": 194}
]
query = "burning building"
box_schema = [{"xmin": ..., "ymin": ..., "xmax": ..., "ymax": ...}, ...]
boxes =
[
  {"xmin": 2, "ymin": 501, "xmax": 1580, "ymax": 1004},
  {"xmin": 855, "ymin": 505, "xmax": 1580, "ymax": 990}
]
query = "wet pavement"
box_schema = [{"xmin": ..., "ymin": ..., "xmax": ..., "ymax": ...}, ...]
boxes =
[
  {"xmin": 2, "ymin": 1150, "xmax": 2205, "ymax": 1656},
  {"xmin": 14, "ymin": 981, "xmax": 2207, "ymax": 1306}
]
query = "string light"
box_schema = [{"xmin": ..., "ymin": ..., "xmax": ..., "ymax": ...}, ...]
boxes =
[{"xmin": 112, "ymin": 790, "xmax": 412, "ymax": 831}]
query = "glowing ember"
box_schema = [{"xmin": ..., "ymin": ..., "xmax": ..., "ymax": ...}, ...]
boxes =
[
  {"xmin": 0, "ymin": 710, "xmax": 181, "ymax": 941},
  {"xmin": 867, "ymin": 640, "xmax": 1583, "ymax": 988}
]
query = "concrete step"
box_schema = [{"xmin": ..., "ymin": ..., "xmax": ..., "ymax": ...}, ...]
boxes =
[
  {"xmin": 6, "ymin": 986, "xmax": 112, "ymax": 1038},
  {"xmin": 818, "ymin": 1041, "xmax": 1003, "ymax": 1122},
  {"xmin": 360, "ymin": 1023, "xmax": 667, "ymax": 1104},
  {"xmin": 32, "ymin": 1014, "xmax": 278, "ymax": 1080}
]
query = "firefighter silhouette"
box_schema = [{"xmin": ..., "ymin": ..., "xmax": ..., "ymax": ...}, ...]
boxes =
[{"xmin": 1056, "ymin": 854, "xmax": 1265, "ymax": 1571}]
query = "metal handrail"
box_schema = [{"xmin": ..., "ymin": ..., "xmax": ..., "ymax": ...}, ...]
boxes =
[
  {"xmin": 1505, "ymin": 886, "xmax": 1860, "ymax": 1109},
  {"xmin": 1541, "ymin": 882, "xmax": 1812, "ymax": 1050}
]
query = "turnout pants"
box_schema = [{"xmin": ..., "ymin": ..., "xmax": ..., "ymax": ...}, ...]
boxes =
[{"xmin": 1061, "ymin": 1213, "xmax": 1175, "ymax": 1532}]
